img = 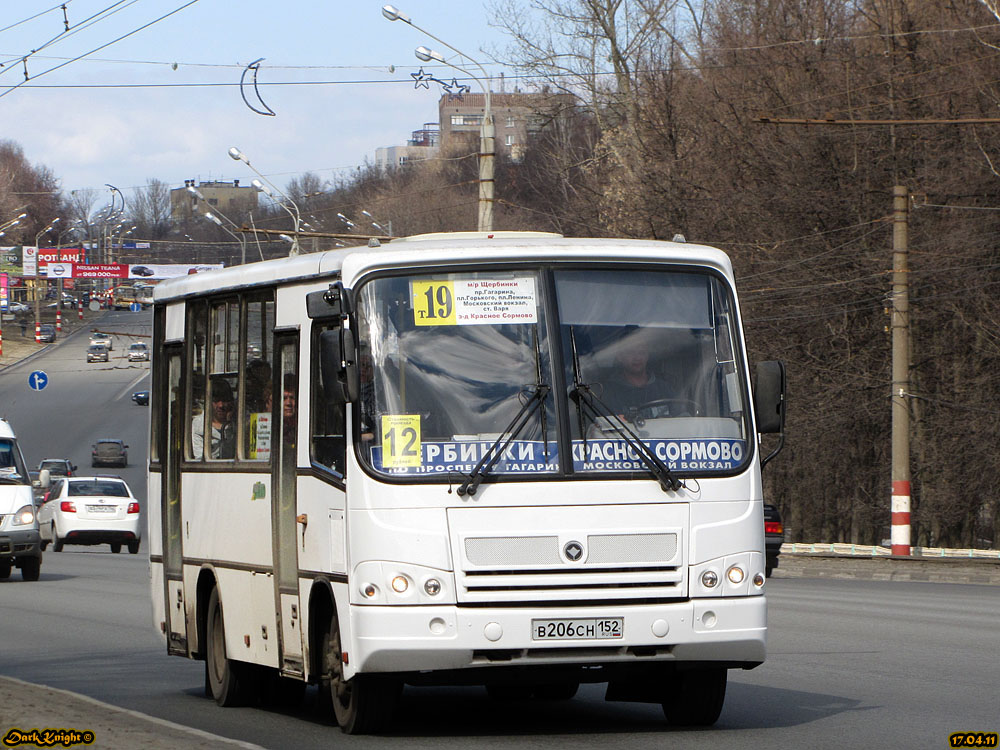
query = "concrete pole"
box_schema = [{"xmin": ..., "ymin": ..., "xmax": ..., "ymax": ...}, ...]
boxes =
[
  {"xmin": 478, "ymin": 109, "xmax": 495, "ymax": 232},
  {"xmin": 891, "ymin": 185, "xmax": 911, "ymax": 556}
]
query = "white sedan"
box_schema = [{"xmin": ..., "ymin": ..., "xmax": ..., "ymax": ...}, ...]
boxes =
[{"xmin": 37, "ymin": 476, "xmax": 141, "ymax": 554}]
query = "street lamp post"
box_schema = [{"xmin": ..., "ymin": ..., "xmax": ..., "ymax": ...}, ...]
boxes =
[
  {"xmin": 228, "ymin": 148, "xmax": 303, "ymax": 256},
  {"xmin": 187, "ymin": 186, "xmax": 249, "ymax": 265},
  {"xmin": 33, "ymin": 219, "xmax": 60, "ymax": 343},
  {"xmin": 383, "ymin": 5, "xmax": 494, "ymax": 231},
  {"xmin": 205, "ymin": 212, "xmax": 248, "ymax": 265}
]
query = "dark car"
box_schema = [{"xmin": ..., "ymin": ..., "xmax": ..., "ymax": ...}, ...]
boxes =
[
  {"xmin": 37, "ymin": 324, "xmax": 56, "ymax": 343},
  {"xmin": 131, "ymin": 265, "xmax": 155, "ymax": 277},
  {"xmin": 38, "ymin": 458, "xmax": 77, "ymax": 478},
  {"xmin": 92, "ymin": 439, "xmax": 128, "ymax": 468},
  {"xmin": 764, "ymin": 504, "xmax": 784, "ymax": 578},
  {"xmin": 131, "ymin": 390, "xmax": 149, "ymax": 406},
  {"xmin": 86, "ymin": 344, "xmax": 109, "ymax": 363}
]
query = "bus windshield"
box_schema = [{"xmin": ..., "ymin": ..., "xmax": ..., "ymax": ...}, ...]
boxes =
[{"xmin": 355, "ymin": 266, "xmax": 750, "ymax": 480}]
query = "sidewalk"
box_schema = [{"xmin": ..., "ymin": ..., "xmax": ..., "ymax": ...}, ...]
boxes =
[
  {"xmin": 0, "ymin": 675, "xmax": 262, "ymax": 749},
  {"xmin": 0, "ymin": 306, "xmax": 99, "ymax": 369}
]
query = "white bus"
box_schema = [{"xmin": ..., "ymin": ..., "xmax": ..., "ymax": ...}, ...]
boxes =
[{"xmin": 148, "ymin": 231, "xmax": 785, "ymax": 734}]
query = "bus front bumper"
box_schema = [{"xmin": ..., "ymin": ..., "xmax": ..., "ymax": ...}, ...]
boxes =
[{"xmin": 349, "ymin": 596, "xmax": 766, "ymax": 675}]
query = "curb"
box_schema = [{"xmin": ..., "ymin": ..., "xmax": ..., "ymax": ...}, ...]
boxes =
[
  {"xmin": 772, "ymin": 553, "xmax": 1000, "ymax": 585},
  {"xmin": 0, "ymin": 675, "xmax": 265, "ymax": 749}
]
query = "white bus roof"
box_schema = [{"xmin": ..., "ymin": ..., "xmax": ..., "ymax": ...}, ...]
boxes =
[{"xmin": 152, "ymin": 233, "xmax": 734, "ymax": 303}]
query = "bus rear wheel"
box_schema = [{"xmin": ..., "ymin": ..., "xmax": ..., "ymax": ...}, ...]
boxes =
[
  {"xmin": 661, "ymin": 668, "xmax": 727, "ymax": 726},
  {"xmin": 205, "ymin": 587, "xmax": 251, "ymax": 707},
  {"xmin": 319, "ymin": 610, "xmax": 400, "ymax": 734}
]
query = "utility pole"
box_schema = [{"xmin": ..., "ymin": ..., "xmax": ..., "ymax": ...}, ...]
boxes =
[{"xmin": 890, "ymin": 186, "xmax": 911, "ymax": 556}]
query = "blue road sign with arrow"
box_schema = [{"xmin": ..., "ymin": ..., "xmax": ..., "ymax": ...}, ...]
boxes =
[{"xmin": 28, "ymin": 370, "xmax": 48, "ymax": 391}]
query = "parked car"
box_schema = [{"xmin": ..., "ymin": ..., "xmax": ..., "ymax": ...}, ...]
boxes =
[
  {"xmin": 5, "ymin": 301, "xmax": 29, "ymax": 315},
  {"xmin": 36, "ymin": 476, "xmax": 141, "ymax": 554},
  {"xmin": 37, "ymin": 458, "xmax": 77, "ymax": 478},
  {"xmin": 89, "ymin": 331, "xmax": 112, "ymax": 350},
  {"xmin": 37, "ymin": 324, "xmax": 56, "ymax": 343},
  {"xmin": 764, "ymin": 503, "xmax": 785, "ymax": 577},
  {"xmin": 91, "ymin": 439, "xmax": 128, "ymax": 468},
  {"xmin": 0, "ymin": 418, "xmax": 42, "ymax": 581},
  {"xmin": 86, "ymin": 344, "xmax": 110, "ymax": 363},
  {"xmin": 127, "ymin": 342, "xmax": 149, "ymax": 362},
  {"xmin": 131, "ymin": 390, "xmax": 150, "ymax": 406}
]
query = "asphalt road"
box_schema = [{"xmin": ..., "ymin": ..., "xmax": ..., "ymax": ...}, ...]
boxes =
[{"xmin": 2, "ymin": 319, "xmax": 998, "ymax": 748}]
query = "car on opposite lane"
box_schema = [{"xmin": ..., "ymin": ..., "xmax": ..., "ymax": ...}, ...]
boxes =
[
  {"xmin": 86, "ymin": 344, "xmax": 110, "ymax": 363},
  {"xmin": 37, "ymin": 324, "xmax": 56, "ymax": 343},
  {"xmin": 36, "ymin": 476, "xmax": 141, "ymax": 554},
  {"xmin": 91, "ymin": 439, "xmax": 128, "ymax": 468},
  {"xmin": 131, "ymin": 390, "xmax": 149, "ymax": 406},
  {"xmin": 89, "ymin": 331, "xmax": 113, "ymax": 350},
  {"xmin": 127, "ymin": 342, "xmax": 149, "ymax": 362},
  {"xmin": 764, "ymin": 503, "xmax": 784, "ymax": 577}
]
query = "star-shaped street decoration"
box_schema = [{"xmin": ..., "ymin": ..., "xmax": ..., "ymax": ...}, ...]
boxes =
[
  {"xmin": 442, "ymin": 77, "xmax": 470, "ymax": 100},
  {"xmin": 410, "ymin": 67, "xmax": 433, "ymax": 89}
]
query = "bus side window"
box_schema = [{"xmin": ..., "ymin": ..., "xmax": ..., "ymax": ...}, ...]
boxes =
[{"xmin": 310, "ymin": 322, "xmax": 346, "ymax": 477}]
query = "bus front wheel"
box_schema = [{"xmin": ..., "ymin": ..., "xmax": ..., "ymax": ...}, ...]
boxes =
[
  {"xmin": 319, "ymin": 610, "xmax": 400, "ymax": 734},
  {"xmin": 661, "ymin": 668, "xmax": 727, "ymax": 726},
  {"xmin": 206, "ymin": 587, "xmax": 251, "ymax": 707}
]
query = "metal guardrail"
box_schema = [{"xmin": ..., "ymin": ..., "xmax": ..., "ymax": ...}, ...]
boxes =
[{"xmin": 783, "ymin": 542, "xmax": 1000, "ymax": 560}]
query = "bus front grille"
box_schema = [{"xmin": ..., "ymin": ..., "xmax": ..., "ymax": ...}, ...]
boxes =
[{"xmin": 457, "ymin": 533, "xmax": 683, "ymax": 604}]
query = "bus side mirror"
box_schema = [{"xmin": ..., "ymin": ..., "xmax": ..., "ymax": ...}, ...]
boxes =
[
  {"xmin": 754, "ymin": 360, "xmax": 785, "ymax": 434},
  {"xmin": 307, "ymin": 281, "xmax": 354, "ymax": 320},
  {"xmin": 319, "ymin": 328, "xmax": 359, "ymax": 404}
]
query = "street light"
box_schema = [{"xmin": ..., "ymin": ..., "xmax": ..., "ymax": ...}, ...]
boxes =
[
  {"xmin": 228, "ymin": 147, "xmax": 303, "ymax": 256},
  {"xmin": 32, "ymin": 219, "xmax": 60, "ymax": 343},
  {"xmin": 383, "ymin": 5, "xmax": 494, "ymax": 231},
  {"xmin": 188, "ymin": 186, "xmax": 250, "ymax": 265},
  {"xmin": 361, "ymin": 209, "xmax": 392, "ymax": 236},
  {"xmin": 204, "ymin": 212, "xmax": 250, "ymax": 266}
]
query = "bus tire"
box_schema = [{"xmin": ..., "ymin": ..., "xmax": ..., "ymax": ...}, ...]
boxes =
[
  {"xmin": 319, "ymin": 610, "xmax": 400, "ymax": 734},
  {"xmin": 534, "ymin": 682, "xmax": 579, "ymax": 700},
  {"xmin": 206, "ymin": 587, "xmax": 250, "ymax": 707},
  {"xmin": 661, "ymin": 668, "xmax": 727, "ymax": 726}
]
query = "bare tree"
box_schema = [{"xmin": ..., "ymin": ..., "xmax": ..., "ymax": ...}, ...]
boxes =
[{"xmin": 129, "ymin": 179, "xmax": 173, "ymax": 239}]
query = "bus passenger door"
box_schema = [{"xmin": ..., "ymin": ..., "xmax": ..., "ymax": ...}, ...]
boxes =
[
  {"xmin": 161, "ymin": 348, "xmax": 187, "ymax": 654},
  {"xmin": 272, "ymin": 336, "xmax": 303, "ymax": 675}
]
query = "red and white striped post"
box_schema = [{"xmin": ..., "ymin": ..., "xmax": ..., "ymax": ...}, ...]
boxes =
[
  {"xmin": 78, "ymin": 302, "xmax": 83, "ymax": 321},
  {"xmin": 56, "ymin": 308, "xmax": 62, "ymax": 333},
  {"xmin": 891, "ymin": 480, "xmax": 911, "ymax": 555},
  {"xmin": 34, "ymin": 321, "xmax": 40, "ymax": 343},
  {"xmin": 890, "ymin": 186, "xmax": 911, "ymax": 556}
]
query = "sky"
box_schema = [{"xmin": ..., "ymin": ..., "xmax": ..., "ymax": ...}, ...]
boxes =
[{"xmin": 0, "ymin": 0, "xmax": 515, "ymax": 207}]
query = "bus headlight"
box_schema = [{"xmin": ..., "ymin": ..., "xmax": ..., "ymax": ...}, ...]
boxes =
[
  {"xmin": 423, "ymin": 578, "xmax": 441, "ymax": 596},
  {"xmin": 391, "ymin": 575, "xmax": 409, "ymax": 594},
  {"xmin": 701, "ymin": 570, "xmax": 719, "ymax": 588},
  {"xmin": 727, "ymin": 565, "xmax": 745, "ymax": 584}
]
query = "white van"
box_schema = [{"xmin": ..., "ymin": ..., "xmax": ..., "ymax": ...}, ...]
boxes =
[{"xmin": 0, "ymin": 418, "xmax": 42, "ymax": 581}]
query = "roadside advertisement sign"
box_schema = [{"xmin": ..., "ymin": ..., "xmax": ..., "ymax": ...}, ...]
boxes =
[
  {"xmin": 22, "ymin": 246, "xmax": 37, "ymax": 277},
  {"xmin": 46, "ymin": 262, "xmax": 73, "ymax": 280},
  {"xmin": 72, "ymin": 263, "xmax": 129, "ymax": 279},
  {"xmin": 1, "ymin": 272, "xmax": 7, "ymax": 311},
  {"xmin": 128, "ymin": 263, "xmax": 223, "ymax": 279}
]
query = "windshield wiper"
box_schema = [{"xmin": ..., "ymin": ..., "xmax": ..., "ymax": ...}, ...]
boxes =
[
  {"xmin": 567, "ymin": 327, "xmax": 682, "ymax": 493},
  {"xmin": 458, "ymin": 330, "xmax": 549, "ymax": 497}
]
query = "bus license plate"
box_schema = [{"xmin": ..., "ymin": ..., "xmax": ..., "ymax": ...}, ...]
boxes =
[{"xmin": 532, "ymin": 618, "xmax": 624, "ymax": 641}]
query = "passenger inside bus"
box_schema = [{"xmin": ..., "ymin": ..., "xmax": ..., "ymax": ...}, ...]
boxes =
[{"xmin": 192, "ymin": 378, "xmax": 236, "ymax": 459}]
